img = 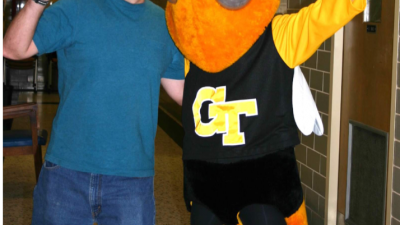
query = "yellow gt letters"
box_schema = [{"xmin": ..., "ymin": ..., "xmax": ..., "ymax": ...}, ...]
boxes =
[{"xmin": 192, "ymin": 86, "xmax": 258, "ymax": 146}]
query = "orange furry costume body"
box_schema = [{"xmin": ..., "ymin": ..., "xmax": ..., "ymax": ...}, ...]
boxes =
[{"xmin": 165, "ymin": 0, "xmax": 365, "ymax": 224}]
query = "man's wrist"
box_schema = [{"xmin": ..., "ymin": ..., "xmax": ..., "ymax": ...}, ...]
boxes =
[
  {"xmin": 24, "ymin": 0, "xmax": 47, "ymax": 17},
  {"xmin": 33, "ymin": 0, "xmax": 49, "ymax": 6}
]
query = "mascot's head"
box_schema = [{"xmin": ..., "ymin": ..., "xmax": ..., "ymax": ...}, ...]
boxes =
[{"xmin": 165, "ymin": 0, "xmax": 280, "ymax": 73}]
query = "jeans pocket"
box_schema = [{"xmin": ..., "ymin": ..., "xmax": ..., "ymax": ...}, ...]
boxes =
[{"xmin": 43, "ymin": 160, "xmax": 60, "ymax": 170}]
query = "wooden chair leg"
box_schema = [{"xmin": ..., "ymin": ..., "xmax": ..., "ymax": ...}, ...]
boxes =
[{"xmin": 34, "ymin": 146, "xmax": 43, "ymax": 183}]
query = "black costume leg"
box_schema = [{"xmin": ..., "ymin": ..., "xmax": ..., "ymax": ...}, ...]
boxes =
[
  {"xmin": 191, "ymin": 203, "xmax": 224, "ymax": 225},
  {"xmin": 238, "ymin": 204, "xmax": 287, "ymax": 225}
]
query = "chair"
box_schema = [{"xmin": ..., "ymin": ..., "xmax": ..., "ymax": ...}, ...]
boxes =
[{"xmin": 3, "ymin": 103, "xmax": 48, "ymax": 182}]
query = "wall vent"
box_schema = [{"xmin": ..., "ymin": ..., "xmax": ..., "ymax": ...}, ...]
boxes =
[{"xmin": 345, "ymin": 120, "xmax": 388, "ymax": 225}]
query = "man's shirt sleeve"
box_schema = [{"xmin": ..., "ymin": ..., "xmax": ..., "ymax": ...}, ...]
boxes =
[
  {"xmin": 162, "ymin": 46, "xmax": 185, "ymax": 80},
  {"xmin": 33, "ymin": 0, "xmax": 78, "ymax": 55}
]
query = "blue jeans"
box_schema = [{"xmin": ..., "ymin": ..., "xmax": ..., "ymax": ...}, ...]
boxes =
[{"xmin": 32, "ymin": 161, "xmax": 155, "ymax": 225}]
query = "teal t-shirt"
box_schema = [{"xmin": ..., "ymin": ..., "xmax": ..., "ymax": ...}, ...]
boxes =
[{"xmin": 33, "ymin": 0, "xmax": 184, "ymax": 177}]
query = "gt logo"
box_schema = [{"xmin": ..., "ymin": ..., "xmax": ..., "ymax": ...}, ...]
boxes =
[{"xmin": 192, "ymin": 86, "xmax": 258, "ymax": 146}]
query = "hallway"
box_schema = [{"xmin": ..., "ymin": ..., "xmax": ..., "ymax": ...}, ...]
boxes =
[{"xmin": 3, "ymin": 92, "xmax": 190, "ymax": 225}]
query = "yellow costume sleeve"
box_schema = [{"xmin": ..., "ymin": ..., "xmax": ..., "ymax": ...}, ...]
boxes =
[{"xmin": 272, "ymin": 0, "xmax": 366, "ymax": 68}]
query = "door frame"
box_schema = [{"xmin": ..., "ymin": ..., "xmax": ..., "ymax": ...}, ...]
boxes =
[
  {"xmin": 326, "ymin": 28, "xmax": 344, "ymax": 225},
  {"xmin": 387, "ymin": 0, "xmax": 399, "ymax": 223}
]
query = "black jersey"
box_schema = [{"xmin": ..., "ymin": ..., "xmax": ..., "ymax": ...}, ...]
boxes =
[{"xmin": 182, "ymin": 25, "xmax": 300, "ymax": 160}]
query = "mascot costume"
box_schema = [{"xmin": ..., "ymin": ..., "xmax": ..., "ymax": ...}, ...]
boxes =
[{"xmin": 165, "ymin": 0, "xmax": 365, "ymax": 224}]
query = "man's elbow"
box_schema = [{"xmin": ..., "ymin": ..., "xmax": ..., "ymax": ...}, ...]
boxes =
[
  {"xmin": 175, "ymin": 88, "xmax": 184, "ymax": 106},
  {"xmin": 172, "ymin": 92, "xmax": 183, "ymax": 106},
  {"xmin": 3, "ymin": 47, "xmax": 28, "ymax": 60},
  {"xmin": 3, "ymin": 41, "xmax": 36, "ymax": 60},
  {"xmin": 176, "ymin": 98, "xmax": 183, "ymax": 106}
]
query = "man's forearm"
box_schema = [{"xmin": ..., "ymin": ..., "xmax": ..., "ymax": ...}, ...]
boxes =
[
  {"xmin": 3, "ymin": 0, "xmax": 45, "ymax": 60},
  {"xmin": 161, "ymin": 78, "xmax": 185, "ymax": 106}
]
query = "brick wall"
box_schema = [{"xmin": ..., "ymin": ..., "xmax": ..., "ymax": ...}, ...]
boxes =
[
  {"xmin": 392, "ymin": 4, "xmax": 400, "ymax": 225},
  {"xmin": 287, "ymin": 0, "xmax": 331, "ymax": 224},
  {"xmin": 299, "ymin": 42, "xmax": 329, "ymax": 225},
  {"xmin": 295, "ymin": 43, "xmax": 331, "ymax": 225}
]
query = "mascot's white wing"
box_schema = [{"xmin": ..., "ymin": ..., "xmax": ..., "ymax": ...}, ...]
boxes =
[{"xmin": 292, "ymin": 66, "xmax": 324, "ymax": 136}]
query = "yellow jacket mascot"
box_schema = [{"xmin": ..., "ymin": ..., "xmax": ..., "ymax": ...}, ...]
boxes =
[{"xmin": 165, "ymin": 0, "xmax": 365, "ymax": 224}]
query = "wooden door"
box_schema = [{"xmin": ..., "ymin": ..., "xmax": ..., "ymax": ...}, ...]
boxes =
[{"xmin": 338, "ymin": 0, "xmax": 395, "ymax": 220}]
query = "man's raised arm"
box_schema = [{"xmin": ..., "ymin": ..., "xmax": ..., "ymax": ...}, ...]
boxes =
[{"xmin": 3, "ymin": 0, "xmax": 46, "ymax": 60}]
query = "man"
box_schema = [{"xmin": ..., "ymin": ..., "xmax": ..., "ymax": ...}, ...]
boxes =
[{"xmin": 3, "ymin": 0, "xmax": 184, "ymax": 224}]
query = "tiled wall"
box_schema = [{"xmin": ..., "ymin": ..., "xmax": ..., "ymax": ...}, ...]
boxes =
[
  {"xmin": 295, "ymin": 42, "xmax": 331, "ymax": 225},
  {"xmin": 287, "ymin": 0, "xmax": 331, "ymax": 224},
  {"xmin": 392, "ymin": 4, "xmax": 400, "ymax": 225}
]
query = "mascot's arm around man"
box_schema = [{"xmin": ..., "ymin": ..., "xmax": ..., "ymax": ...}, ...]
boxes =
[{"xmin": 166, "ymin": 0, "xmax": 366, "ymax": 224}]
